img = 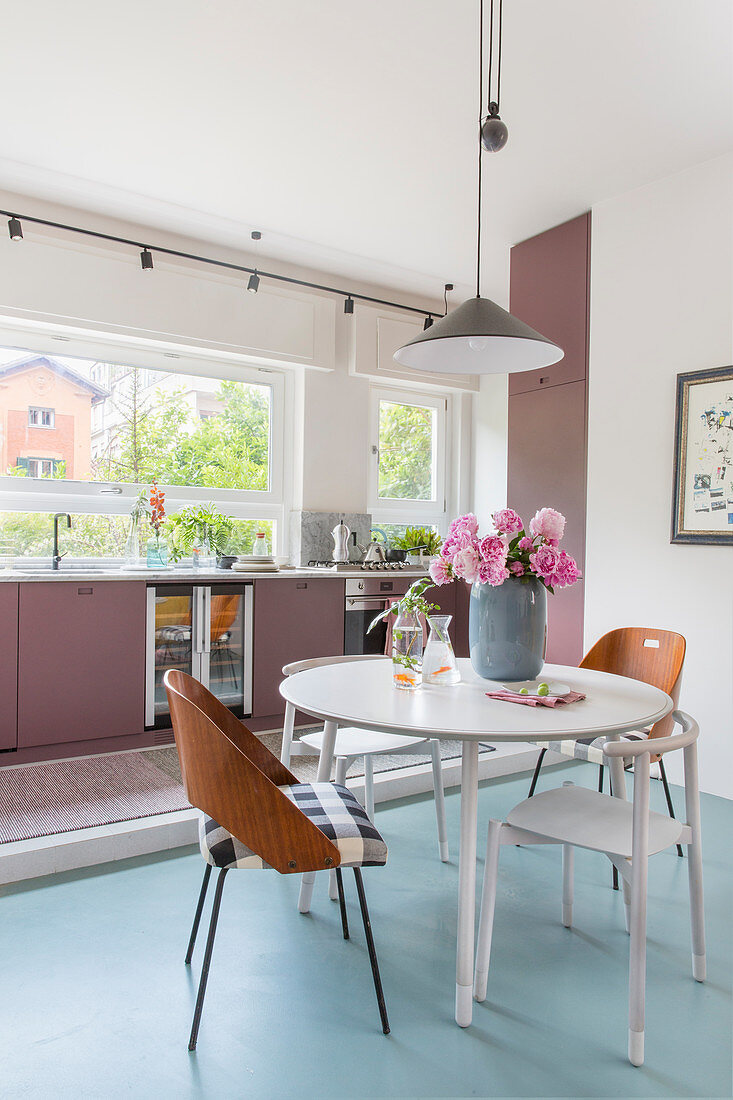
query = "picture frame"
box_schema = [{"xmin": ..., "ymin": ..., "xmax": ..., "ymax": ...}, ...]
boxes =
[{"xmin": 671, "ymin": 365, "xmax": 733, "ymax": 544}]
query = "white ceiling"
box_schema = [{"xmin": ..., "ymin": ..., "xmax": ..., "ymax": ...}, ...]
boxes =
[{"xmin": 1, "ymin": 0, "xmax": 731, "ymax": 305}]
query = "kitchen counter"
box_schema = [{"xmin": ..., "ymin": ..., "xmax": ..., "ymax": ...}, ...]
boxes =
[{"xmin": 0, "ymin": 565, "xmax": 430, "ymax": 583}]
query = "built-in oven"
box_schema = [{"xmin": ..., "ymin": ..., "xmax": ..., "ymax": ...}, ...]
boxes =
[{"xmin": 344, "ymin": 576, "xmax": 412, "ymax": 655}]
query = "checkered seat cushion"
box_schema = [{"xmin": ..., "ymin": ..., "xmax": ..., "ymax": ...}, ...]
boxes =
[
  {"xmin": 199, "ymin": 782, "xmax": 388, "ymax": 871},
  {"xmin": 530, "ymin": 729, "xmax": 650, "ymax": 766}
]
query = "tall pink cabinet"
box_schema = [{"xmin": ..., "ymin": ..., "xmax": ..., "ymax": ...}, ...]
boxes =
[{"xmin": 508, "ymin": 213, "xmax": 591, "ymax": 666}]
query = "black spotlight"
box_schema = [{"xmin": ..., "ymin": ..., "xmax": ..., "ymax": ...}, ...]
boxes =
[
  {"xmin": 247, "ymin": 271, "xmax": 260, "ymax": 294},
  {"xmin": 140, "ymin": 248, "xmax": 154, "ymax": 270},
  {"xmin": 251, "ymin": 230, "xmax": 262, "ymax": 241},
  {"xmin": 344, "ymin": 297, "xmax": 354, "ymax": 314},
  {"xmin": 423, "ymin": 315, "xmax": 434, "ymax": 330},
  {"xmin": 481, "ymin": 103, "xmax": 509, "ymax": 153},
  {"xmin": 8, "ymin": 217, "xmax": 23, "ymax": 241}
]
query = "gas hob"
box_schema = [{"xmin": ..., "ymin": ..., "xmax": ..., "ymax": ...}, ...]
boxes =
[{"xmin": 306, "ymin": 559, "xmax": 411, "ymax": 572}]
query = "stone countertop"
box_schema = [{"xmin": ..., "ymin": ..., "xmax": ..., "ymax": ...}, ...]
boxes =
[{"xmin": 0, "ymin": 566, "xmax": 429, "ymax": 583}]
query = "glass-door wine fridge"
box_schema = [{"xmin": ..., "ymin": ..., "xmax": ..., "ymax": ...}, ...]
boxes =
[{"xmin": 145, "ymin": 583, "xmax": 253, "ymax": 729}]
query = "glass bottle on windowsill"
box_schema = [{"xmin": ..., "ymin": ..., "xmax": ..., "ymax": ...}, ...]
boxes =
[
  {"xmin": 391, "ymin": 608, "xmax": 423, "ymax": 690},
  {"xmin": 146, "ymin": 535, "xmax": 169, "ymax": 569}
]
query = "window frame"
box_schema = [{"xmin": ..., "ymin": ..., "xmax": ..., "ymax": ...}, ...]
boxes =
[
  {"xmin": 28, "ymin": 406, "xmax": 55, "ymax": 428},
  {"xmin": 368, "ymin": 385, "xmax": 449, "ymax": 526},
  {"xmin": 0, "ymin": 349, "xmax": 289, "ymax": 554}
]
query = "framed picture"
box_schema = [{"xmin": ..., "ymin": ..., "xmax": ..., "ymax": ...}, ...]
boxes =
[{"xmin": 671, "ymin": 365, "xmax": 733, "ymax": 544}]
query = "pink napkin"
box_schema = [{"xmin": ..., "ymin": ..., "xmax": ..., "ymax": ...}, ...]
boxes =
[{"xmin": 485, "ymin": 689, "xmax": 586, "ymax": 708}]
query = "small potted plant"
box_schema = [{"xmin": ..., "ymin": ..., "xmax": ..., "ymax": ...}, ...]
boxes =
[
  {"xmin": 165, "ymin": 503, "xmax": 234, "ymax": 567},
  {"xmin": 390, "ymin": 526, "xmax": 443, "ymax": 565}
]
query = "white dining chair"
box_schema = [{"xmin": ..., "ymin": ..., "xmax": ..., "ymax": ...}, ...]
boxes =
[
  {"xmin": 473, "ymin": 710, "xmax": 704, "ymax": 1067},
  {"xmin": 281, "ymin": 654, "xmax": 449, "ymax": 863}
]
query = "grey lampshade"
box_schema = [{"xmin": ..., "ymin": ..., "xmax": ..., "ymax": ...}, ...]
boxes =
[{"xmin": 393, "ymin": 296, "xmax": 564, "ymax": 374}]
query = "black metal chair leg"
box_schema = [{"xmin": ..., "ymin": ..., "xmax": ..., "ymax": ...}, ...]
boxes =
[
  {"xmin": 658, "ymin": 757, "xmax": 684, "ymax": 857},
  {"xmin": 612, "ymin": 864, "xmax": 619, "ymax": 891},
  {"xmin": 335, "ymin": 868, "xmax": 350, "ymax": 940},
  {"xmin": 189, "ymin": 868, "xmax": 228, "ymax": 1052},
  {"xmin": 527, "ymin": 748, "xmax": 547, "ymax": 798},
  {"xmin": 185, "ymin": 864, "xmax": 212, "ymax": 964},
  {"xmin": 352, "ymin": 869, "xmax": 390, "ymax": 1035},
  {"xmin": 598, "ymin": 764, "xmax": 604, "ymax": 793}
]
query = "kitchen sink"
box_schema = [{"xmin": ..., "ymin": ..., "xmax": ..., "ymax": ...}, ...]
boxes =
[{"xmin": 11, "ymin": 566, "xmax": 116, "ymax": 576}]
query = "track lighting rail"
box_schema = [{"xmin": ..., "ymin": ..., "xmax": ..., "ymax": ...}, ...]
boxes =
[{"xmin": 2, "ymin": 208, "xmax": 447, "ymax": 322}]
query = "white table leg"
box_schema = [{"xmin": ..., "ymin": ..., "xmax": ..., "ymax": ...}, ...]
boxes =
[
  {"xmin": 456, "ymin": 739, "xmax": 479, "ymax": 1027},
  {"xmin": 607, "ymin": 733, "xmax": 632, "ymax": 930},
  {"xmin": 298, "ymin": 719, "xmax": 338, "ymax": 914}
]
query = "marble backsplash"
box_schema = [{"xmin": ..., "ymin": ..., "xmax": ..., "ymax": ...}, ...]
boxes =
[{"xmin": 289, "ymin": 511, "xmax": 373, "ymax": 565}]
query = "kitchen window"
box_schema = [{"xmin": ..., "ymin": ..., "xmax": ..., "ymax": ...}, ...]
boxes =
[
  {"xmin": 0, "ymin": 344, "xmax": 286, "ymax": 556},
  {"xmin": 368, "ymin": 387, "xmax": 447, "ymax": 526},
  {"xmin": 28, "ymin": 407, "xmax": 55, "ymax": 428}
]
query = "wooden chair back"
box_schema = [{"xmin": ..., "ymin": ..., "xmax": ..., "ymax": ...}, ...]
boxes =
[
  {"xmin": 164, "ymin": 669, "xmax": 340, "ymax": 874},
  {"xmin": 580, "ymin": 627, "xmax": 686, "ymax": 745}
]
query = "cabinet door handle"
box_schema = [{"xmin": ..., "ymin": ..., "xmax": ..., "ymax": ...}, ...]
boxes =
[
  {"xmin": 77, "ymin": 587, "xmax": 93, "ymax": 595},
  {"xmin": 296, "ymin": 582, "xmax": 308, "ymax": 589}
]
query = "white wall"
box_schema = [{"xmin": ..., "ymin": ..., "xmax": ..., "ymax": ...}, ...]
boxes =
[
  {"xmin": 472, "ymin": 373, "xmax": 509, "ymax": 520},
  {"xmin": 586, "ymin": 154, "xmax": 733, "ymax": 798}
]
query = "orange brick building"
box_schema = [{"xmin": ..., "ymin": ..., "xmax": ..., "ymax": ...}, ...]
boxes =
[{"xmin": 0, "ymin": 355, "xmax": 107, "ymax": 480}]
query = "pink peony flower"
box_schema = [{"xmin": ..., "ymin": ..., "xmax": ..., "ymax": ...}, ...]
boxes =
[
  {"xmin": 478, "ymin": 534, "xmax": 507, "ymax": 562},
  {"xmin": 492, "ymin": 508, "xmax": 523, "ymax": 536},
  {"xmin": 429, "ymin": 556, "xmax": 453, "ymax": 586},
  {"xmin": 529, "ymin": 545, "xmax": 580, "ymax": 589},
  {"xmin": 517, "ymin": 535, "xmax": 534, "ymax": 550},
  {"xmin": 452, "ymin": 545, "xmax": 481, "ymax": 584},
  {"xmin": 441, "ymin": 528, "xmax": 478, "ymax": 562},
  {"xmin": 448, "ymin": 512, "xmax": 479, "ymax": 537},
  {"xmin": 529, "ymin": 507, "xmax": 566, "ymax": 543},
  {"xmin": 509, "ymin": 561, "xmax": 525, "ymax": 576},
  {"xmin": 553, "ymin": 550, "xmax": 580, "ymax": 589},
  {"xmin": 477, "ymin": 558, "xmax": 510, "ymax": 586},
  {"xmin": 529, "ymin": 544, "xmax": 561, "ymax": 584}
]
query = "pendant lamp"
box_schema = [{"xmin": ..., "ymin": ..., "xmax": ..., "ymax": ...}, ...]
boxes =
[{"xmin": 394, "ymin": 0, "xmax": 563, "ymax": 375}]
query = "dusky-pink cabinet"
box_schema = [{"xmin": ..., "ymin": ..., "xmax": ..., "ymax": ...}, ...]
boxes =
[
  {"xmin": 252, "ymin": 578, "xmax": 345, "ymax": 718},
  {"xmin": 507, "ymin": 212, "xmax": 590, "ymax": 667},
  {"xmin": 17, "ymin": 582, "xmax": 147, "ymax": 749},
  {"xmin": 0, "ymin": 584, "xmax": 19, "ymax": 751}
]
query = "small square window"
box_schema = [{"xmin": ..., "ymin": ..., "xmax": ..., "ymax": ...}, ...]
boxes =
[{"xmin": 28, "ymin": 407, "xmax": 55, "ymax": 428}]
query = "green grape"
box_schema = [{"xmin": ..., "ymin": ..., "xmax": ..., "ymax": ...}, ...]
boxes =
[
  {"xmin": 537, "ymin": 684, "xmax": 550, "ymax": 697},
  {"xmin": 519, "ymin": 687, "xmax": 529, "ymax": 695}
]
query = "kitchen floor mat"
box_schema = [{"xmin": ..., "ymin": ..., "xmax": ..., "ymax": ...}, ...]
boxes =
[{"xmin": 0, "ymin": 753, "xmax": 190, "ymax": 845}]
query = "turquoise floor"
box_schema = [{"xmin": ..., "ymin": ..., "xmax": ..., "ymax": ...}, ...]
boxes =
[{"xmin": 1, "ymin": 762, "xmax": 731, "ymax": 1099}]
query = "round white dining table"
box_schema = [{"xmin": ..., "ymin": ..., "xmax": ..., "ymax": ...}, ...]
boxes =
[{"xmin": 279, "ymin": 657, "xmax": 673, "ymax": 1028}]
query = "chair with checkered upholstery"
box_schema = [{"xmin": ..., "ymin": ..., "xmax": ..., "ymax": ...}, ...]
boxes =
[
  {"xmin": 525, "ymin": 628, "xmax": 687, "ymax": 886},
  {"xmin": 163, "ymin": 669, "xmax": 390, "ymax": 1050}
]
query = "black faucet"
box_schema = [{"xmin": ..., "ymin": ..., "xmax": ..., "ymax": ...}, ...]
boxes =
[{"xmin": 52, "ymin": 512, "xmax": 71, "ymax": 570}]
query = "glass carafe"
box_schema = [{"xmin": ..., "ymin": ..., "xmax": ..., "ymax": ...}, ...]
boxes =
[
  {"xmin": 423, "ymin": 614, "xmax": 460, "ymax": 685},
  {"xmin": 391, "ymin": 609, "xmax": 423, "ymax": 690}
]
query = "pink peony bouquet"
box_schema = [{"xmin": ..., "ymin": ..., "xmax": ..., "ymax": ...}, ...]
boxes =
[{"xmin": 429, "ymin": 507, "xmax": 580, "ymax": 594}]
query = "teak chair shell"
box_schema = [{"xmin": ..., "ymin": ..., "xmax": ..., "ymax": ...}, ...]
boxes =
[{"xmin": 166, "ymin": 669, "xmax": 340, "ymax": 875}]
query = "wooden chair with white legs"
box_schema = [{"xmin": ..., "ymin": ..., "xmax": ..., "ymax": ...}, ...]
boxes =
[
  {"xmin": 473, "ymin": 710, "xmax": 705, "ymax": 1068},
  {"xmin": 281, "ymin": 655, "xmax": 449, "ymax": 865}
]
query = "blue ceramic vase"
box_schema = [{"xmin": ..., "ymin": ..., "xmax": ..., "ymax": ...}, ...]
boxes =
[{"xmin": 469, "ymin": 575, "xmax": 547, "ymax": 682}]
